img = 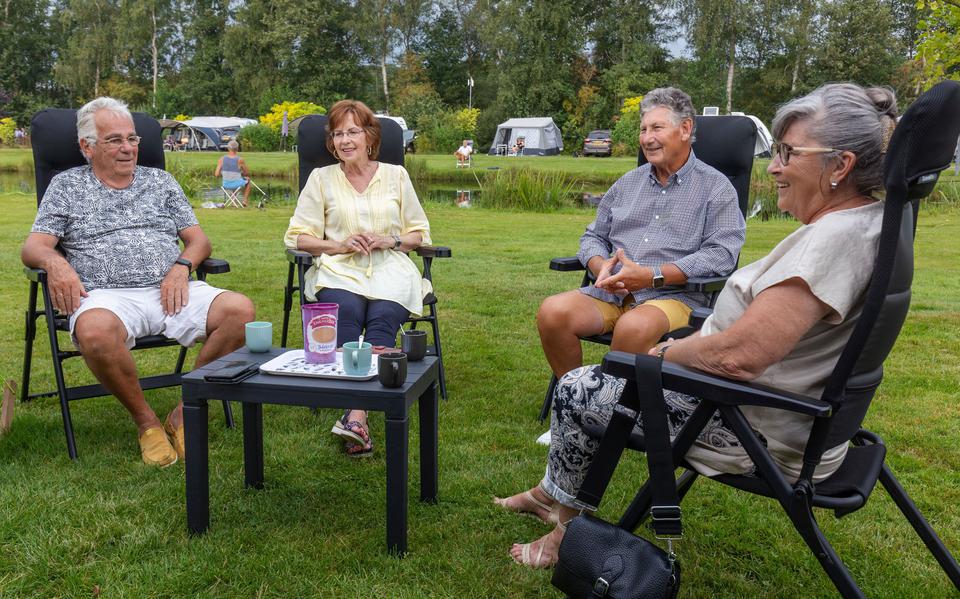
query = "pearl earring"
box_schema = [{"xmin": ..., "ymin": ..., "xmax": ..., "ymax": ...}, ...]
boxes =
[{"xmin": 830, "ymin": 180, "xmax": 838, "ymax": 190}]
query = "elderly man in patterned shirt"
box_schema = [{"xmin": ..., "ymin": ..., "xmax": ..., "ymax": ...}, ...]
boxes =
[
  {"xmin": 21, "ymin": 97, "xmax": 254, "ymax": 468},
  {"xmin": 537, "ymin": 87, "xmax": 745, "ymax": 381}
]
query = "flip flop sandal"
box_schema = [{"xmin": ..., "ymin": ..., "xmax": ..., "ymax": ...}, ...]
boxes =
[
  {"xmin": 512, "ymin": 521, "xmax": 567, "ymax": 569},
  {"xmin": 331, "ymin": 410, "xmax": 370, "ymax": 446}
]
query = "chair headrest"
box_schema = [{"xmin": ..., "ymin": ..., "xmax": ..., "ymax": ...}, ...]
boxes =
[
  {"xmin": 31, "ymin": 108, "xmax": 164, "ymax": 203},
  {"xmin": 297, "ymin": 114, "xmax": 405, "ymax": 193},
  {"xmin": 884, "ymin": 81, "xmax": 960, "ymax": 203}
]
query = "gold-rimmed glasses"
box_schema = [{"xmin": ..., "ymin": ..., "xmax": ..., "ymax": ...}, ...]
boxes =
[{"xmin": 772, "ymin": 141, "xmax": 839, "ymax": 165}]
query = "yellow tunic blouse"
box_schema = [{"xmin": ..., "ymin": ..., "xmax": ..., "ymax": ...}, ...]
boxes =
[{"xmin": 283, "ymin": 163, "xmax": 432, "ymax": 315}]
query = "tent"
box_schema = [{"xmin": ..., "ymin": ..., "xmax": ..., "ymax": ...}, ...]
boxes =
[
  {"xmin": 159, "ymin": 116, "xmax": 257, "ymax": 151},
  {"xmin": 730, "ymin": 112, "xmax": 773, "ymax": 156},
  {"xmin": 488, "ymin": 117, "xmax": 563, "ymax": 156}
]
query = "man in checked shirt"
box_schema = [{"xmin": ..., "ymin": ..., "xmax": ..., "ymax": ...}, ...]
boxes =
[{"xmin": 537, "ymin": 87, "xmax": 745, "ymax": 380}]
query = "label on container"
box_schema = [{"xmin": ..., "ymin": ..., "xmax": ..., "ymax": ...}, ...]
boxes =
[{"xmin": 306, "ymin": 314, "xmax": 337, "ymax": 355}]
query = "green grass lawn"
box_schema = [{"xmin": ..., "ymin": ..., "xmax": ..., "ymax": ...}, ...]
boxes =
[{"xmin": 0, "ymin": 192, "xmax": 958, "ymax": 597}]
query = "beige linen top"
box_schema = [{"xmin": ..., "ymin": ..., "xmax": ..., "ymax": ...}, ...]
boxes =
[
  {"xmin": 283, "ymin": 163, "xmax": 432, "ymax": 315},
  {"xmin": 687, "ymin": 201, "xmax": 884, "ymax": 482}
]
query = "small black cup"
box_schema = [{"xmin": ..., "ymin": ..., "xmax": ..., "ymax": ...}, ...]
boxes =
[
  {"xmin": 400, "ymin": 329, "xmax": 427, "ymax": 361},
  {"xmin": 378, "ymin": 352, "xmax": 408, "ymax": 388}
]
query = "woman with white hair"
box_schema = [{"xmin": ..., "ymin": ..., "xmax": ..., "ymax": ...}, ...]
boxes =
[
  {"xmin": 496, "ymin": 82, "xmax": 899, "ymax": 569},
  {"xmin": 214, "ymin": 139, "xmax": 251, "ymax": 207}
]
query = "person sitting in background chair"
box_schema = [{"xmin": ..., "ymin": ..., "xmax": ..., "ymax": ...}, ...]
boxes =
[
  {"xmin": 215, "ymin": 140, "xmax": 251, "ymax": 207},
  {"xmin": 497, "ymin": 82, "xmax": 897, "ymax": 569},
  {"xmin": 20, "ymin": 97, "xmax": 255, "ymax": 468},
  {"xmin": 455, "ymin": 139, "xmax": 473, "ymax": 167}
]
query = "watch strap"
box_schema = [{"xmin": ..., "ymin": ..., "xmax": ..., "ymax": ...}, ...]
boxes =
[
  {"xmin": 652, "ymin": 265, "xmax": 665, "ymax": 288},
  {"xmin": 174, "ymin": 257, "xmax": 193, "ymax": 272}
]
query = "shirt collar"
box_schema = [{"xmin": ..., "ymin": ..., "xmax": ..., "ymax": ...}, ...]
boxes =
[{"xmin": 646, "ymin": 149, "xmax": 697, "ymax": 188}]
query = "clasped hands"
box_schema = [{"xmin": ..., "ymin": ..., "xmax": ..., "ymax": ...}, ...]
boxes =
[
  {"xmin": 594, "ymin": 248, "xmax": 652, "ymax": 297},
  {"xmin": 340, "ymin": 232, "xmax": 395, "ymax": 256}
]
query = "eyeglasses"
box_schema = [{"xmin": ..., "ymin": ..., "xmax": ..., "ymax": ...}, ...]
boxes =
[
  {"xmin": 331, "ymin": 128, "xmax": 365, "ymax": 140},
  {"xmin": 99, "ymin": 135, "xmax": 142, "ymax": 148},
  {"xmin": 772, "ymin": 142, "xmax": 839, "ymax": 165}
]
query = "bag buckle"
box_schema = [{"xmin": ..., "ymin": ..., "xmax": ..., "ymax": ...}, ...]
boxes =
[
  {"xmin": 651, "ymin": 505, "xmax": 683, "ymax": 540},
  {"xmin": 592, "ymin": 577, "xmax": 610, "ymax": 597}
]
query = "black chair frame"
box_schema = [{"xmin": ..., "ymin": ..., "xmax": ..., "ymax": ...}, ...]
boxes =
[
  {"xmin": 279, "ymin": 115, "xmax": 451, "ymax": 400},
  {"xmin": 579, "ymin": 81, "xmax": 960, "ymax": 597},
  {"xmin": 21, "ymin": 108, "xmax": 234, "ymax": 460},
  {"xmin": 540, "ymin": 115, "xmax": 758, "ymax": 421}
]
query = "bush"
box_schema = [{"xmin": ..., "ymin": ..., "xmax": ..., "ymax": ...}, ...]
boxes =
[
  {"xmin": 611, "ymin": 95, "xmax": 642, "ymax": 156},
  {"xmin": 415, "ymin": 110, "xmax": 472, "ymax": 154},
  {"xmin": 0, "ymin": 117, "xmax": 15, "ymax": 146},
  {"xmin": 259, "ymin": 101, "xmax": 326, "ymax": 132},
  {"xmin": 238, "ymin": 124, "xmax": 280, "ymax": 152}
]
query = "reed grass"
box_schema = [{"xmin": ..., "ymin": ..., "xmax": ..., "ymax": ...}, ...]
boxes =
[{"xmin": 476, "ymin": 166, "xmax": 583, "ymax": 211}]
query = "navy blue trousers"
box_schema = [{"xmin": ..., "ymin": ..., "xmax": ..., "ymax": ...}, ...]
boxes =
[{"xmin": 313, "ymin": 287, "xmax": 409, "ymax": 348}]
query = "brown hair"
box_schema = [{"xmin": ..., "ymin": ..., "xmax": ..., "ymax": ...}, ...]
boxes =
[{"xmin": 325, "ymin": 99, "xmax": 381, "ymax": 160}]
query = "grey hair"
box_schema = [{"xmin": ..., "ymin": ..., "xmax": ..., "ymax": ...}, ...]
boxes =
[
  {"xmin": 227, "ymin": 140, "xmax": 239, "ymax": 151},
  {"xmin": 640, "ymin": 87, "xmax": 697, "ymax": 141},
  {"xmin": 76, "ymin": 97, "xmax": 133, "ymax": 146},
  {"xmin": 771, "ymin": 83, "xmax": 897, "ymax": 197}
]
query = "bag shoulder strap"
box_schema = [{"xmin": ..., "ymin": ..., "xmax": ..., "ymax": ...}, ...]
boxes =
[{"xmin": 576, "ymin": 354, "xmax": 681, "ymax": 537}]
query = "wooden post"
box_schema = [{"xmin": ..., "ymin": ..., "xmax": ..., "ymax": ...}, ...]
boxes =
[{"xmin": 1, "ymin": 380, "xmax": 14, "ymax": 434}]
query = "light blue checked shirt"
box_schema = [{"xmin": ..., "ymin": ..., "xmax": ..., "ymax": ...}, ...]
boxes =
[{"xmin": 577, "ymin": 150, "xmax": 745, "ymax": 308}]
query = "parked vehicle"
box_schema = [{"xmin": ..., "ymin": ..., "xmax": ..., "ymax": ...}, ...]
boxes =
[{"xmin": 582, "ymin": 129, "xmax": 612, "ymax": 156}]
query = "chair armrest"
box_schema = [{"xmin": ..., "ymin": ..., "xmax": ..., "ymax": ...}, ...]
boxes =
[
  {"xmin": 23, "ymin": 266, "xmax": 46, "ymax": 283},
  {"xmin": 550, "ymin": 256, "xmax": 585, "ymax": 271},
  {"xmin": 416, "ymin": 245, "xmax": 452, "ymax": 258},
  {"xmin": 683, "ymin": 276, "xmax": 728, "ymax": 294},
  {"xmin": 285, "ymin": 248, "xmax": 314, "ymax": 266},
  {"xmin": 688, "ymin": 307, "xmax": 713, "ymax": 330},
  {"xmin": 601, "ymin": 351, "xmax": 832, "ymax": 417},
  {"xmin": 198, "ymin": 258, "xmax": 230, "ymax": 275}
]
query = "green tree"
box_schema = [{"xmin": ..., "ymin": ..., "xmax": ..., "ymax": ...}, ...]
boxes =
[
  {"xmin": 54, "ymin": 0, "xmax": 120, "ymax": 103},
  {"xmin": 915, "ymin": 0, "xmax": 960, "ymax": 90},
  {"xmin": 176, "ymin": 0, "xmax": 234, "ymax": 114},
  {"xmin": 0, "ymin": 0, "xmax": 60, "ymax": 122}
]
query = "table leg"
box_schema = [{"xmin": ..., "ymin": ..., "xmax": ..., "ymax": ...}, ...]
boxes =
[
  {"xmin": 184, "ymin": 400, "xmax": 209, "ymax": 534},
  {"xmin": 419, "ymin": 382, "xmax": 438, "ymax": 503},
  {"xmin": 385, "ymin": 414, "xmax": 409, "ymax": 555},
  {"xmin": 242, "ymin": 402, "xmax": 264, "ymax": 489}
]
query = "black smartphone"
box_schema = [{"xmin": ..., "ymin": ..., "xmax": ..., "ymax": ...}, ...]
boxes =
[{"xmin": 204, "ymin": 360, "xmax": 259, "ymax": 383}]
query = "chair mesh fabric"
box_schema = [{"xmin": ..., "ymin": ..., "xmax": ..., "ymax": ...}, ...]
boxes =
[
  {"xmin": 31, "ymin": 108, "xmax": 164, "ymax": 203},
  {"xmin": 638, "ymin": 115, "xmax": 757, "ymax": 216},
  {"xmin": 296, "ymin": 115, "xmax": 405, "ymax": 193}
]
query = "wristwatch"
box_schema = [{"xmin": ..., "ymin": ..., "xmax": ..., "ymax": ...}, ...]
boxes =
[
  {"xmin": 174, "ymin": 257, "xmax": 193, "ymax": 272},
  {"xmin": 651, "ymin": 265, "xmax": 665, "ymax": 289},
  {"xmin": 392, "ymin": 235, "xmax": 402, "ymax": 250}
]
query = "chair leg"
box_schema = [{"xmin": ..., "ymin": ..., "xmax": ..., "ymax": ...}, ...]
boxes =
[
  {"xmin": 785, "ymin": 491, "xmax": 865, "ymax": 599},
  {"xmin": 539, "ymin": 374, "xmax": 558, "ymax": 423},
  {"xmin": 428, "ymin": 309, "xmax": 448, "ymax": 401},
  {"xmin": 222, "ymin": 400, "xmax": 235, "ymax": 429},
  {"xmin": 41, "ymin": 292, "xmax": 78, "ymax": 459},
  {"xmin": 879, "ymin": 463, "xmax": 960, "ymax": 590},
  {"xmin": 21, "ymin": 282, "xmax": 38, "ymax": 403},
  {"xmin": 281, "ymin": 262, "xmax": 295, "ymax": 348}
]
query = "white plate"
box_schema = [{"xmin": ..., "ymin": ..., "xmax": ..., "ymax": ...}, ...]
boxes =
[{"xmin": 259, "ymin": 349, "xmax": 378, "ymax": 380}]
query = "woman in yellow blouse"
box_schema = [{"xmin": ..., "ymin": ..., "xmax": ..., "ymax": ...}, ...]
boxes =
[{"xmin": 284, "ymin": 99, "xmax": 431, "ymax": 457}]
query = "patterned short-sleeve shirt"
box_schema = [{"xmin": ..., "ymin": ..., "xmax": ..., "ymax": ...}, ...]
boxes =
[{"xmin": 31, "ymin": 165, "xmax": 198, "ymax": 290}]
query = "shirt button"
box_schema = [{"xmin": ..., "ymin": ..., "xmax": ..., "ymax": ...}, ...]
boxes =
[
  {"xmin": 643, "ymin": 238, "xmax": 648, "ymax": 242},
  {"xmin": 655, "ymin": 215, "xmax": 660, "ymax": 220},
  {"xmin": 661, "ymin": 190, "xmax": 666, "ymax": 194}
]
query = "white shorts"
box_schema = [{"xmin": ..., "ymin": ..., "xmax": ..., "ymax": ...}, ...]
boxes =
[{"xmin": 68, "ymin": 281, "xmax": 228, "ymax": 350}]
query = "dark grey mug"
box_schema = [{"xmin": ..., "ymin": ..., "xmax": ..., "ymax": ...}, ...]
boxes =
[
  {"xmin": 400, "ymin": 329, "xmax": 427, "ymax": 361},
  {"xmin": 378, "ymin": 352, "xmax": 408, "ymax": 388}
]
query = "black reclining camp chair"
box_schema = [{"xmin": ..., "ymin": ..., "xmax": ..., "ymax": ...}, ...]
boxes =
[
  {"xmin": 280, "ymin": 114, "xmax": 451, "ymax": 400},
  {"xmin": 583, "ymin": 81, "xmax": 960, "ymax": 597},
  {"xmin": 539, "ymin": 115, "xmax": 758, "ymax": 421},
  {"xmin": 21, "ymin": 108, "xmax": 234, "ymax": 460}
]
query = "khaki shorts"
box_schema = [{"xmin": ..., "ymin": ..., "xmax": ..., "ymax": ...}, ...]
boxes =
[
  {"xmin": 589, "ymin": 296, "xmax": 692, "ymax": 334},
  {"xmin": 69, "ymin": 281, "xmax": 228, "ymax": 349}
]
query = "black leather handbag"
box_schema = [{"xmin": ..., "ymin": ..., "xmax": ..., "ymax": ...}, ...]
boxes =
[{"xmin": 552, "ymin": 354, "xmax": 682, "ymax": 599}]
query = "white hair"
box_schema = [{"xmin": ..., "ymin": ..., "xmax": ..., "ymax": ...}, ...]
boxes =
[
  {"xmin": 76, "ymin": 97, "xmax": 132, "ymax": 146},
  {"xmin": 227, "ymin": 140, "xmax": 239, "ymax": 151}
]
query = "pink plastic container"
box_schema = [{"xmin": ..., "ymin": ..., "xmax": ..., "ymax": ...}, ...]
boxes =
[{"xmin": 301, "ymin": 302, "xmax": 338, "ymax": 363}]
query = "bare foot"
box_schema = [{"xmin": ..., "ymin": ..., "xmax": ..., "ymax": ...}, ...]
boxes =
[
  {"xmin": 493, "ymin": 486, "xmax": 559, "ymax": 525},
  {"xmin": 510, "ymin": 523, "xmax": 566, "ymax": 569}
]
